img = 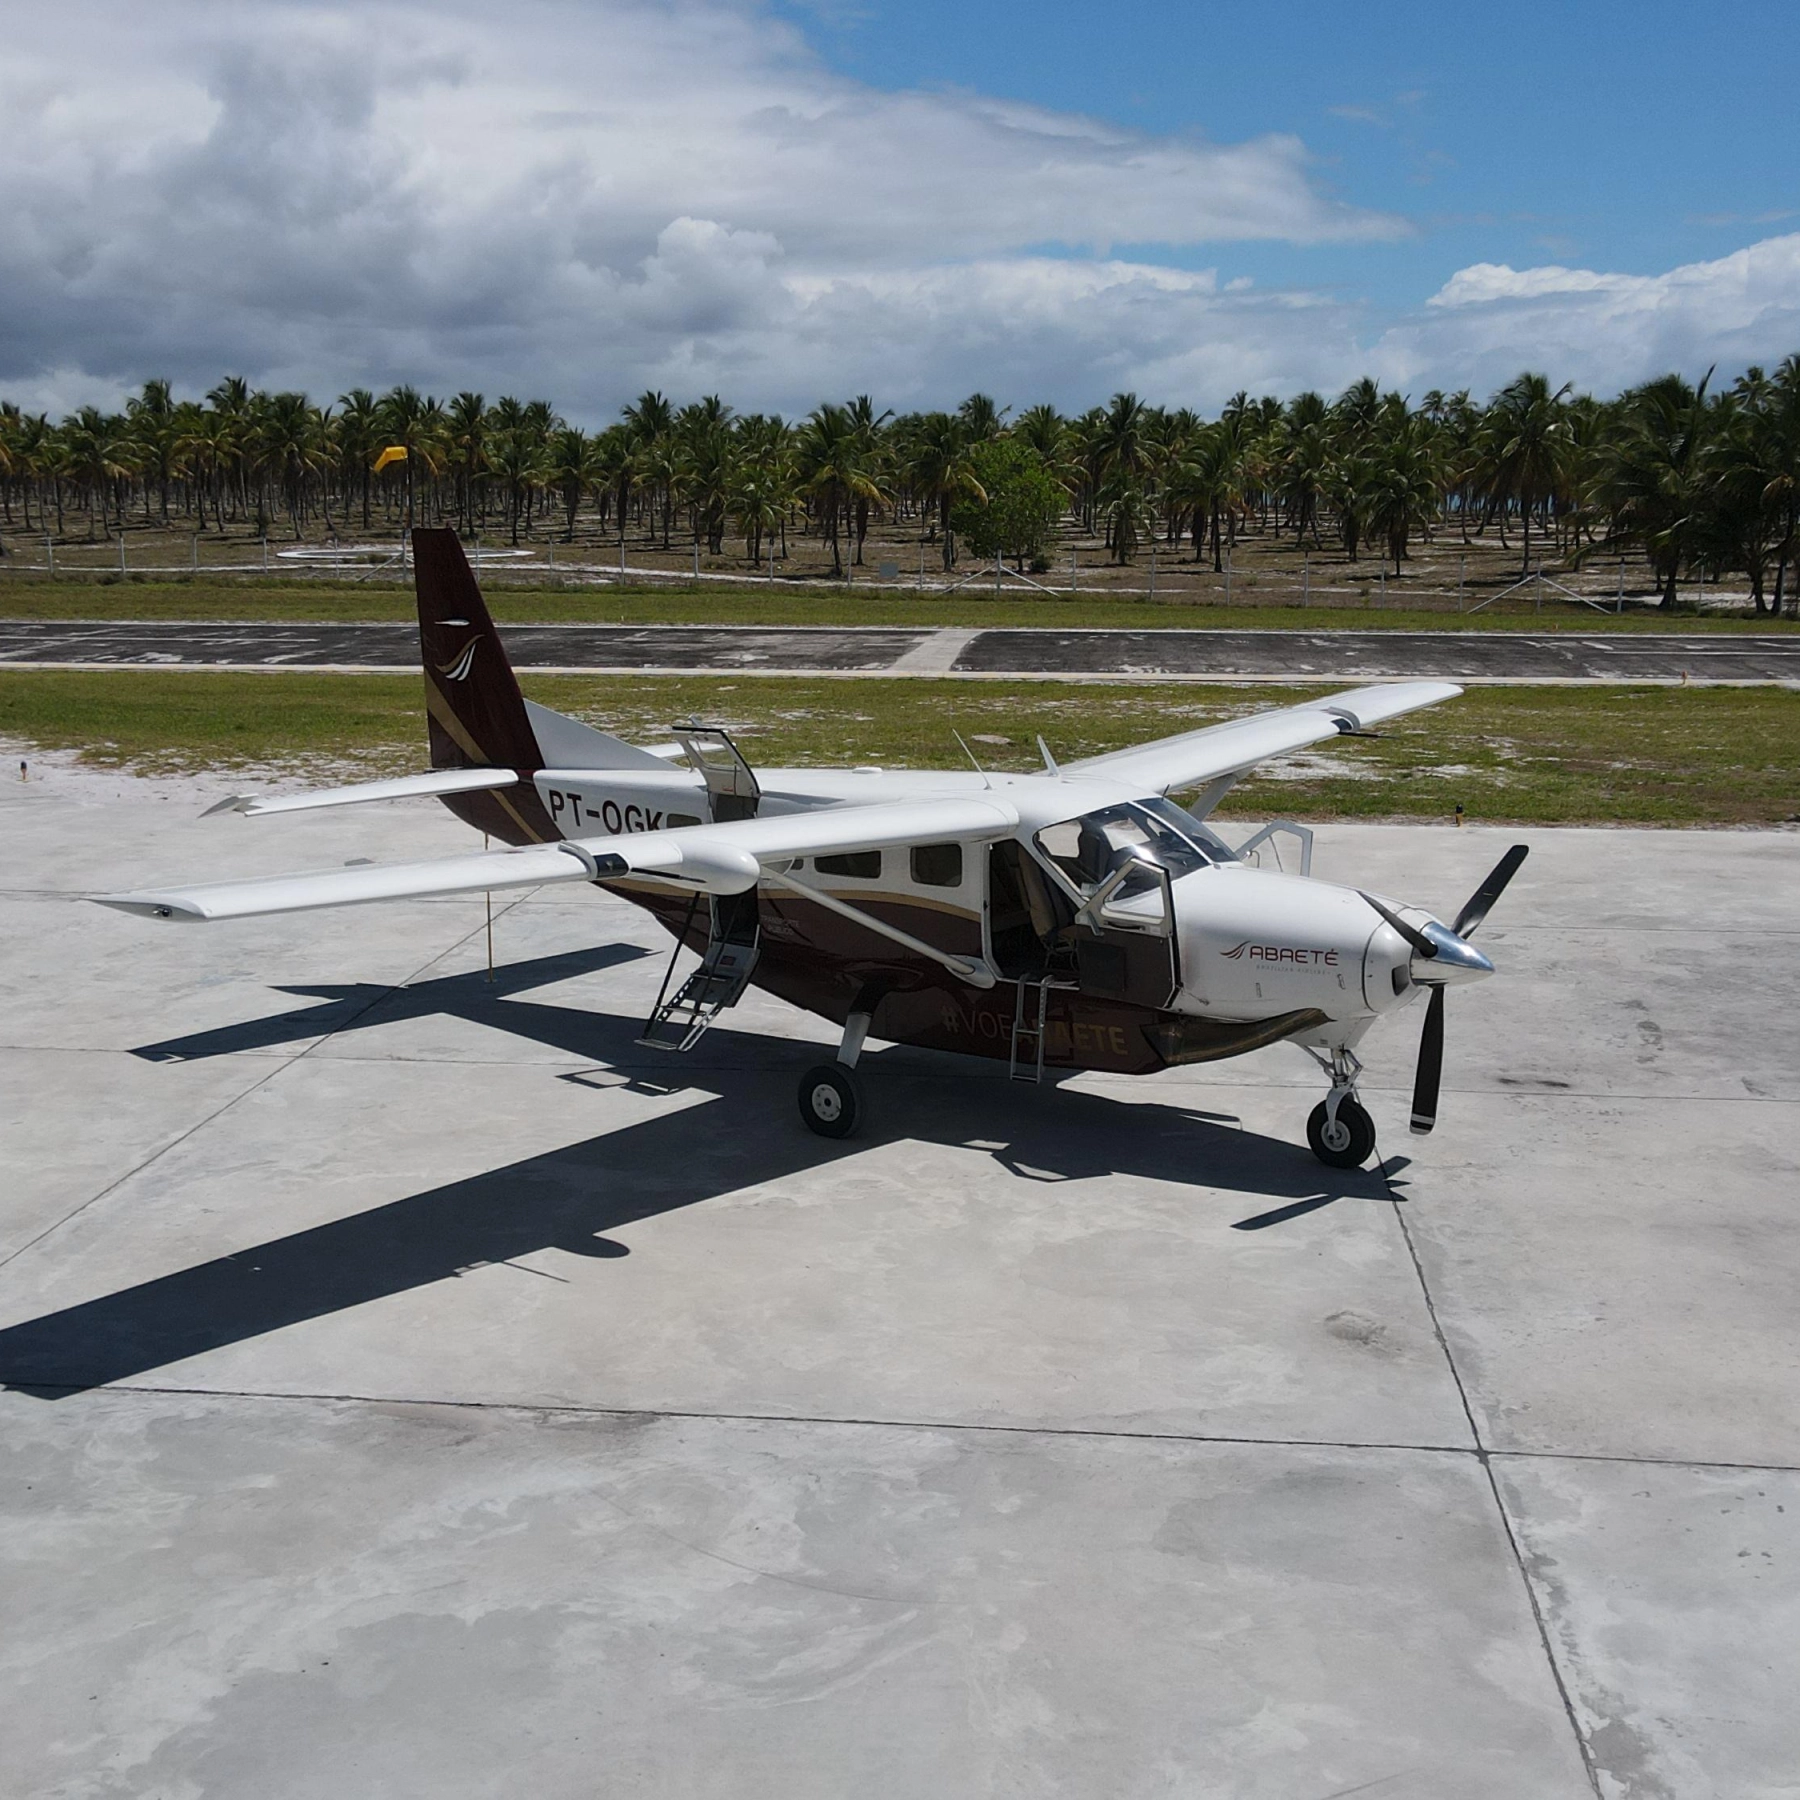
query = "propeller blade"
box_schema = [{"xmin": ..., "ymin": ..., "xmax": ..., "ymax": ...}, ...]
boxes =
[
  {"xmin": 1454, "ymin": 844, "xmax": 1529, "ymax": 939},
  {"xmin": 1410, "ymin": 985, "xmax": 1445, "ymax": 1134},
  {"xmin": 1360, "ymin": 891, "xmax": 1437, "ymax": 958}
]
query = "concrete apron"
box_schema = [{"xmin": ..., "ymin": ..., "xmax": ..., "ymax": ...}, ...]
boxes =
[{"xmin": 1, "ymin": 763, "xmax": 1796, "ymax": 1798}]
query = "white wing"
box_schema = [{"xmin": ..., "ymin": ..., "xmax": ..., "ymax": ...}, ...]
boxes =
[
  {"xmin": 94, "ymin": 795, "xmax": 1020, "ymax": 922},
  {"xmin": 1066, "ymin": 681, "xmax": 1462, "ymax": 797}
]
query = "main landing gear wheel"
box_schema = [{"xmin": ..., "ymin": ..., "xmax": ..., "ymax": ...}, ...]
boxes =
[
  {"xmin": 798, "ymin": 1063, "xmax": 862, "ymax": 1139},
  {"xmin": 1307, "ymin": 1097, "xmax": 1376, "ymax": 1169}
]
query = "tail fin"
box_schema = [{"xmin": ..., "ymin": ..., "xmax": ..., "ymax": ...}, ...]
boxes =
[{"xmin": 413, "ymin": 527, "xmax": 556, "ymax": 844}]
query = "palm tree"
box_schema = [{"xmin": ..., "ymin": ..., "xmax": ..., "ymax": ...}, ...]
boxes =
[
  {"xmin": 63, "ymin": 407, "xmax": 133, "ymax": 539},
  {"xmin": 1603, "ymin": 372, "xmax": 1717, "ymax": 609},
  {"xmin": 126, "ymin": 380, "xmax": 180, "ymax": 522},
  {"xmin": 956, "ymin": 393, "xmax": 1007, "ymax": 440},
  {"xmin": 258, "ymin": 392, "xmax": 334, "ymax": 538},
  {"xmin": 1484, "ymin": 372, "xmax": 1574, "ymax": 574},
  {"xmin": 374, "ymin": 386, "xmax": 444, "ymax": 533},
  {"xmin": 1361, "ymin": 414, "xmax": 1444, "ymax": 575},
  {"xmin": 443, "ymin": 392, "xmax": 487, "ymax": 533},
  {"xmin": 796, "ymin": 404, "xmax": 882, "ymax": 577},
  {"xmin": 844, "ymin": 395, "xmax": 892, "ymax": 565},
  {"xmin": 333, "ymin": 390, "xmax": 380, "ymax": 530},
  {"xmin": 900, "ymin": 412, "xmax": 984, "ymax": 570},
  {"xmin": 543, "ymin": 426, "xmax": 604, "ymax": 541},
  {"xmin": 486, "ymin": 428, "xmax": 542, "ymax": 546}
]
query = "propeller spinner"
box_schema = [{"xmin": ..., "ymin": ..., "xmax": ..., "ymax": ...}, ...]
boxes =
[{"xmin": 1363, "ymin": 844, "xmax": 1529, "ymax": 1136}]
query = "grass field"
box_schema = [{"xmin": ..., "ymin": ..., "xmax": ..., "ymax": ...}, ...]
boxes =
[
  {"xmin": 4, "ymin": 669, "xmax": 1795, "ymax": 826},
  {"xmin": 2, "ymin": 575, "xmax": 1796, "ymax": 633}
]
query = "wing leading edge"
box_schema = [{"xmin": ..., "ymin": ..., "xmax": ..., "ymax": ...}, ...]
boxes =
[
  {"xmin": 1066, "ymin": 681, "xmax": 1462, "ymax": 799},
  {"xmin": 94, "ymin": 795, "xmax": 1021, "ymax": 923}
]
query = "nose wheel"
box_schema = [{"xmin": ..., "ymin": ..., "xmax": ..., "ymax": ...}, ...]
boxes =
[
  {"xmin": 1307, "ymin": 1096, "xmax": 1376, "ymax": 1168},
  {"xmin": 1303, "ymin": 1045, "xmax": 1377, "ymax": 1168}
]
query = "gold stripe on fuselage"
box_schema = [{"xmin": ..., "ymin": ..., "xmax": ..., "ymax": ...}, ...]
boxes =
[{"xmin": 424, "ymin": 677, "xmax": 544, "ymax": 843}]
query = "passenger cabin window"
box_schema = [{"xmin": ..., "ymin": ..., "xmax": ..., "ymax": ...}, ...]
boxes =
[
  {"xmin": 1034, "ymin": 800, "xmax": 1227, "ymax": 899},
  {"xmin": 910, "ymin": 842, "xmax": 963, "ymax": 888},
  {"xmin": 816, "ymin": 850, "xmax": 882, "ymax": 879}
]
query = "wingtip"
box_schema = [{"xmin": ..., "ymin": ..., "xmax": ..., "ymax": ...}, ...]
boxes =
[{"xmin": 89, "ymin": 893, "xmax": 201, "ymax": 921}]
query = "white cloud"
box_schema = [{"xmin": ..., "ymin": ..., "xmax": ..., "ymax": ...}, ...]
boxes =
[
  {"xmin": 0, "ymin": 0, "xmax": 1400, "ymax": 417},
  {"xmin": 1, "ymin": 0, "xmax": 1796, "ymax": 419},
  {"xmin": 1373, "ymin": 234, "xmax": 1800, "ymax": 395}
]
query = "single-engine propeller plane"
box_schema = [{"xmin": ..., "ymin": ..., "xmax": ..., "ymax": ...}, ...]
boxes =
[{"xmin": 97, "ymin": 529, "xmax": 1526, "ymax": 1167}]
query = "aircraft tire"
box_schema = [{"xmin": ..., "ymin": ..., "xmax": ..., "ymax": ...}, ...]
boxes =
[
  {"xmin": 1307, "ymin": 1097, "xmax": 1375, "ymax": 1169},
  {"xmin": 799, "ymin": 1063, "xmax": 862, "ymax": 1139}
]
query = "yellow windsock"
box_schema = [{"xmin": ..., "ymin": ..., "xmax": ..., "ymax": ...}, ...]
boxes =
[{"xmin": 373, "ymin": 445, "xmax": 408, "ymax": 473}]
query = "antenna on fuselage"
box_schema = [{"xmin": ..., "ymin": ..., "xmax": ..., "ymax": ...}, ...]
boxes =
[
  {"xmin": 951, "ymin": 730, "xmax": 992, "ymax": 789},
  {"xmin": 1036, "ymin": 735, "xmax": 1060, "ymax": 777}
]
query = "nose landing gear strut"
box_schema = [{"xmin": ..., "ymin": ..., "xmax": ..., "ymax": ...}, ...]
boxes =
[{"xmin": 1304, "ymin": 1046, "xmax": 1377, "ymax": 1169}]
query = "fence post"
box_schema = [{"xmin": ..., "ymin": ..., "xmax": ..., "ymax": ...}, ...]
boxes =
[
  {"xmin": 192, "ymin": 533, "xmax": 199, "ymax": 572},
  {"xmin": 1070, "ymin": 546, "xmax": 1077, "ymax": 593},
  {"xmin": 692, "ymin": 540, "xmax": 699, "ymax": 580},
  {"xmin": 1302, "ymin": 553, "xmax": 1309, "ymax": 607},
  {"xmin": 1617, "ymin": 556, "xmax": 1625, "ymax": 613},
  {"xmin": 46, "ymin": 535, "xmax": 54, "ymax": 576},
  {"xmin": 1535, "ymin": 565, "xmax": 1542, "ymax": 614},
  {"xmin": 118, "ymin": 534, "xmax": 126, "ymax": 576},
  {"xmin": 1458, "ymin": 554, "xmax": 1465, "ymax": 612},
  {"xmin": 1148, "ymin": 540, "xmax": 1155, "ymax": 602},
  {"xmin": 1379, "ymin": 564, "xmax": 1385, "ymax": 606},
  {"xmin": 1223, "ymin": 547, "xmax": 1231, "ymax": 604},
  {"xmin": 261, "ymin": 535, "xmax": 269, "ymax": 573}
]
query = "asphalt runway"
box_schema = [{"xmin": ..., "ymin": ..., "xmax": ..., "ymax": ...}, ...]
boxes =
[
  {"xmin": 4, "ymin": 769, "xmax": 1797, "ymax": 1796},
  {"xmin": 2, "ymin": 617, "xmax": 1797, "ymax": 681}
]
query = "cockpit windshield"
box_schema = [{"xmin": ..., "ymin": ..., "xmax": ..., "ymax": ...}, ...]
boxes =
[{"xmin": 1034, "ymin": 798, "xmax": 1236, "ymax": 900}]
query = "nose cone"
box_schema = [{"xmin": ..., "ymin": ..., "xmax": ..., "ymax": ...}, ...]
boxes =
[{"xmin": 1415, "ymin": 919, "xmax": 1495, "ymax": 986}]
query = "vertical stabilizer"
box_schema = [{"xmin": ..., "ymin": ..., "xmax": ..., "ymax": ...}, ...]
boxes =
[{"xmin": 412, "ymin": 527, "xmax": 556, "ymax": 844}]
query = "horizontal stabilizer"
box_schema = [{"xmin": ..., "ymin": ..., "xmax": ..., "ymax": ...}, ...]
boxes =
[
  {"xmin": 522, "ymin": 700, "xmax": 678, "ymax": 772},
  {"xmin": 203, "ymin": 768, "xmax": 519, "ymax": 817}
]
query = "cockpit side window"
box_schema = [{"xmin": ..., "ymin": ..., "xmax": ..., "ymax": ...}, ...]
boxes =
[{"xmin": 1034, "ymin": 800, "xmax": 1227, "ymax": 899}]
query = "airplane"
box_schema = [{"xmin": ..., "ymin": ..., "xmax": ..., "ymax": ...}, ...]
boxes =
[{"xmin": 96, "ymin": 528, "xmax": 1526, "ymax": 1169}]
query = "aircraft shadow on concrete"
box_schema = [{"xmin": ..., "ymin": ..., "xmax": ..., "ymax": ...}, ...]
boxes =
[{"xmin": 2, "ymin": 950, "xmax": 1402, "ymax": 1398}]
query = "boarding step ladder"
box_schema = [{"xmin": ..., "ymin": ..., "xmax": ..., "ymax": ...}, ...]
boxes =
[
  {"xmin": 638, "ymin": 896, "xmax": 761, "ymax": 1053},
  {"xmin": 1009, "ymin": 977, "xmax": 1065, "ymax": 1083}
]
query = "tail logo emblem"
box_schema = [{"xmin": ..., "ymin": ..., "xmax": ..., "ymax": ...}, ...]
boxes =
[
  {"xmin": 1221, "ymin": 941, "xmax": 1248, "ymax": 959},
  {"xmin": 438, "ymin": 639, "xmax": 479, "ymax": 683}
]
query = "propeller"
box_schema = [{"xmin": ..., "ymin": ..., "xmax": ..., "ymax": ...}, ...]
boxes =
[{"xmin": 1363, "ymin": 845, "xmax": 1529, "ymax": 1136}]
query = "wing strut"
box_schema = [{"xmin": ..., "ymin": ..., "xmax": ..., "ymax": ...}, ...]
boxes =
[{"xmin": 762, "ymin": 869, "xmax": 995, "ymax": 989}]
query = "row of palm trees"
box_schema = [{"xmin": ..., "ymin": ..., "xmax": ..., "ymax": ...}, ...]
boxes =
[{"xmin": 4, "ymin": 363, "xmax": 1799, "ymax": 610}]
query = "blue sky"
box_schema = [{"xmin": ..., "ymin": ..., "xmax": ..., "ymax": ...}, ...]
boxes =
[
  {"xmin": 5, "ymin": 0, "xmax": 1800, "ymax": 419},
  {"xmin": 776, "ymin": 0, "xmax": 1800, "ymax": 305}
]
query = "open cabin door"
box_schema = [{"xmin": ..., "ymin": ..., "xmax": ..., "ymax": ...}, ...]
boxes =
[
  {"xmin": 672, "ymin": 723, "xmax": 760, "ymax": 823},
  {"xmin": 984, "ymin": 840, "xmax": 1179, "ymax": 1011}
]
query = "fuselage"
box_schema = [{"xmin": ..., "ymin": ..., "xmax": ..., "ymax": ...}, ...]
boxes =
[{"xmin": 522, "ymin": 760, "xmax": 1432, "ymax": 1075}]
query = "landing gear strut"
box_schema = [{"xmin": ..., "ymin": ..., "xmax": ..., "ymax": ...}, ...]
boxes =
[
  {"xmin": 1304, "ymin": 1046, "xmax": 1377, "ymax": 1169},
  {"xmin": 798, "ymin": 1010, "xmax": 871, "ymax": 1140}
]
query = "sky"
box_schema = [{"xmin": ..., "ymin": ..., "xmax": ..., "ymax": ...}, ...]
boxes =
[{"xmin": 4, "ymin": 0, "xmax": 1799, "ymax": 423}]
